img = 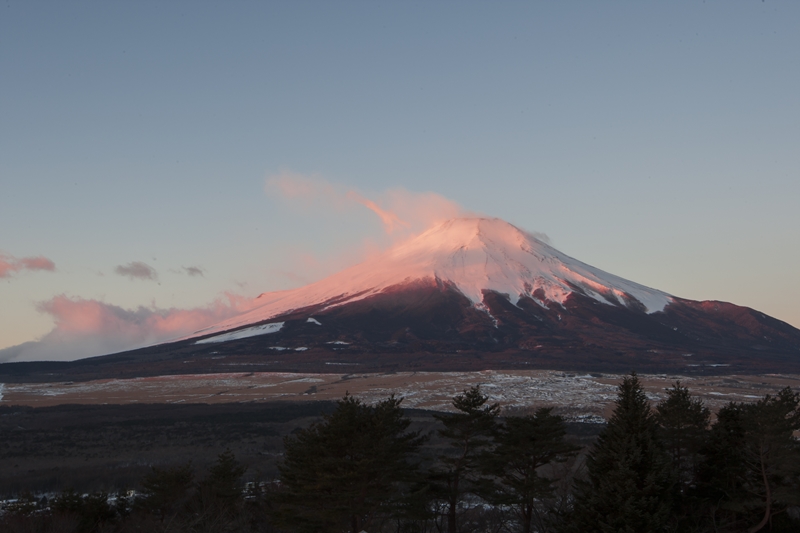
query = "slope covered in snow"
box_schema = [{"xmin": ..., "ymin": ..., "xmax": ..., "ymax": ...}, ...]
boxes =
[
  {"xmin": 195, "ymin": 322, "xmax": 284, "ymax": 344},
  {"xmin": 191, "ymin": 218, "xmax": 672, "ymax": 339}
]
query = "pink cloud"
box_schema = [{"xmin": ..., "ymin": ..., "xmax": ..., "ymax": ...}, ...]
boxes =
[
  {"xmin": 0, "ymin": 252, "xmax": 56, "ymax": 278},
  {"xmin": 264, "ymin": 171, "xmax": 470, "ymax": 236},
  {"xmin": 345, "ymin": 191, "xmax": 410, "ymax": 234},
  {"xmin": 379, "ymin": 188, "xmax": 467, "ymax": 235},
  {"xmin": 263, "ymin": 171, "xmax": 476, "ymax": 287},
  {"xmin": 271, "ymin": 240, "xmax": 384, "ymax": 287},
  {"xmin": 0, "ymin": 293, "xmax": 253, "ymax": 362},
  {"xmin": 266, "ymin": 170, "xmax": 338, "ymax": 200}
]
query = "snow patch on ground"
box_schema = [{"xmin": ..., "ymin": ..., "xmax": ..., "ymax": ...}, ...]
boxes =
[
  {"xmin": 4, "ymin": 371, "xmax": 795, "ymax": 422},
  {"xmin": 307, "ymin": 318, "xmax": 322, "ymax": 325},
  {"xmin": 195, "ymin": 322, "xmax": 284, "ymax": 344}
]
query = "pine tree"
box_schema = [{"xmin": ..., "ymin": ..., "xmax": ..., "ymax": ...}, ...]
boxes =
[
  {"xmin": 273, "ymin": 394, "xmax": 424, "ymax": 533},
  {"xmin": 136, "ymin": 462, "xmax": 195, "ymax": 523},
  {"xmin": 200, "ymin": 449, "xmax": 247, "ymax": 508},
  {"xmin": 655, "ymin": 381, "xmax": 710, "ymax": 529},
  {"xmin": 488, "ymin": 407, "xmax": 579, "ymax": 533},
  {"xmin": 656, "ymin": 381, "xmax": 710, "ymax": 483},
  {"xmin": 569, "ymin": 372, "xmax": 673, "ymax": 533},
  {"xmin": 191, "ymin": 449, "xmax": 248, "ymax": 532},
  {"xmin": 431, "ymin": 385, "xmax": 500, "ymax": 533},
  {"xmin": 700, "ymin": 388, "xmax": 800, "ymax": 533}
]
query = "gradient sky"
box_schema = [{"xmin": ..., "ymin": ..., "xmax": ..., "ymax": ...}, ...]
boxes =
[{"xmin": 2, "ymin": 1, "xmax": 799, "ymax": 362}]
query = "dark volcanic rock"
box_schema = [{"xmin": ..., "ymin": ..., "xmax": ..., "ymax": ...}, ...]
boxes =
[{"xmin": 3, "ymin": 281, "xmax": 800, "ymax": 383}]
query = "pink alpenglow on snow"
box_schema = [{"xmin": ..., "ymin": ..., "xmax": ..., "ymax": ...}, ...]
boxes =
[
  {"xmin": 0, "ymin": 252, "xmax": 56, "ymax": 278},
  {"xmin": 192, "ymin": 218, "xmax": 673, "ymax": 339}
]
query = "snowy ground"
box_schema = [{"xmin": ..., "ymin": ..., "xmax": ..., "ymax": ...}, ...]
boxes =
[{"xmin": 3, "ymin": 370, "xmax": 798, "ymax": 422}]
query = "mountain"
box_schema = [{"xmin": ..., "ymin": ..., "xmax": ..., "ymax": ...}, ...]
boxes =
[
  {"xmin": 192, "ymin": 217, "xmax": 672, "ymax": 340},
  {"xmin": 4, "ymin": 218, "xmax": 800, "ymax": 381}
]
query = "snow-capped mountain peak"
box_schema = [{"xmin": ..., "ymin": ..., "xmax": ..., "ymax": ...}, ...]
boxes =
[
  {"xmin": 189, "ymin": 217, "xmax": 672, "ymax": 339},
  {"xmin": 380, "ymin": 217, "xmax": 671, "ymax": 312}
]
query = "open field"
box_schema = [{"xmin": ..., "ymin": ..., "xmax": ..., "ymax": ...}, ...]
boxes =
[
  {"xmin": 4, "ymin": 370, "xmax": 799, "ymax": 422},
  {"xmin": 3, "ymin": 370, "xmax": 798, "ymax": 496}
]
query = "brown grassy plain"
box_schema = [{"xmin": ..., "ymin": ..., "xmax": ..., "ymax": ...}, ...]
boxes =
[{"xmin": 4, "ymin": 370, "xmax": 799, "ymax": 421}]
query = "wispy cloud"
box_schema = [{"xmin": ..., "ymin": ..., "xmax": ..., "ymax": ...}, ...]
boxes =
[
  {"xmin": 266, "ymin": 170, "xmax": 338, "ymax": 202},
  {"xmin": 345, "ymin": 191, "xmax": 410, "ymax": 234},
  {"xmin": 183, "ymin": 266, "xmax": 205, "ymax": 277},
  {"xmin": 271, "ymin": 240, "xmax": 383, "ymax": 286},
  {"xmin": 0, "ymin": 293, "xmax": 252, "ymax": 363},
  {"xmin": 378, "ymin": 188, "xmax": 466, "ymax": 235},
  {"xmin": 264, "ymin": 170, "xmax": 473, "ymax": 285},
  {"xmin": 264, "ymin": 170, "xmax": 468, "ymax": 236},
  {"xmin": 0, "ymin": 252, "xmax": 56, "ymax": 278},
  {"xmin": 115, "ymin": 261, "xmax": 158, "ymax": 281}
]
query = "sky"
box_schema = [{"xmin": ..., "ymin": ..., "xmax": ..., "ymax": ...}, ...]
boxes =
[{"xmin": 1, "ymin": 1, "xmax": 799, "ymax": 362}]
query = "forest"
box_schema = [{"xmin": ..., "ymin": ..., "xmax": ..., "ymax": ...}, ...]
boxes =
[{"xmin": 1, "ymin": 373, "xmax": 799, "ymax": 533}]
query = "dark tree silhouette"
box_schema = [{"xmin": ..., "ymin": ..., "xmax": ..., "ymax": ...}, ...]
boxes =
[
  {"xmin": 430, "ymin": 385, "xmax": 500, "ymax": 533},
  {"xmin": 273, "ymin": 394, "xmax": 424, "ymax": 533},
  {"xmin": 51, "ymin": 489, "xmax": 115, "ymax": 533},
  {"xmin": 487, "ymin": 407, "xmax": 579, "ymax": 533},
  {"xmin": 655, "ymin": 381, "xmax": 710, "ymax": 529},
  {"xmin": 198, "ymin": 449, "xmax": 247, "ymax": 508},
  {"xmin": 656, "ymin": 381, "xmax": 710, "ymax": 482},
  {"xmin": 135, "ymin": 462, "xmax": 195, "ymax": 523},
  {"xmin": 569, "ymin": 372, "xmax": 673, "ymax": 533},
  {"xmin": 700, "ymin": 387, "xmax": 800, "ymax": 533},
  {"xmin": 190, "ymin": 449, "xmax": 248, "ymax": 532}
]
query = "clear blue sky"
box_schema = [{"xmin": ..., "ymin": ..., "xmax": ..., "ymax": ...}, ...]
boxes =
[{"xmin": 2, "ymin": 1, "xmax": 799, "ymax": 361}]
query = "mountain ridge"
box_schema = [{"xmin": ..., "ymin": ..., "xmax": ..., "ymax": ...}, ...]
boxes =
[
  {"xmin": 188, "ymin": 217, "xmax": 672, "ymax": 340},
  {"xmin": 2, "ymin": 216, "xmax": 799, "ymax": 382}
]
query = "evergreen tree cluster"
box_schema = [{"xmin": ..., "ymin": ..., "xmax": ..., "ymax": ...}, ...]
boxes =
[
  {"xmin": 2, "ymin": 375, "xmax": 800, "ymax": 533},
  {"xmin": 569, "ymin": 374, "xmax": 800, "ymax": 533}
]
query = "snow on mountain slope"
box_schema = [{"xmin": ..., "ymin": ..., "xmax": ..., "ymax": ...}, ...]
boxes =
[
  {"xmin": 190, "ymin": 218, "xmax": 673, "ymax": 339},
  {"xmin": 195, "ymin": 322, "xmax": 284, "ymax": 344}
]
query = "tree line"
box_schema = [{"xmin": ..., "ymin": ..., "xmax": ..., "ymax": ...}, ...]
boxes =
[{"xmin": 2, "ymin": 373, "xmax": 799, "ymax": 533}]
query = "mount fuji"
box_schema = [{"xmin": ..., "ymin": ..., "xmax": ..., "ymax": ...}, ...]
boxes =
[
  {"xmin": 192, "ymin": 217, "xmax": 672, "ymax": 341},
  {"xmin": 5, "ymin": 218, "xmax": 800, "ymax": 381}
]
